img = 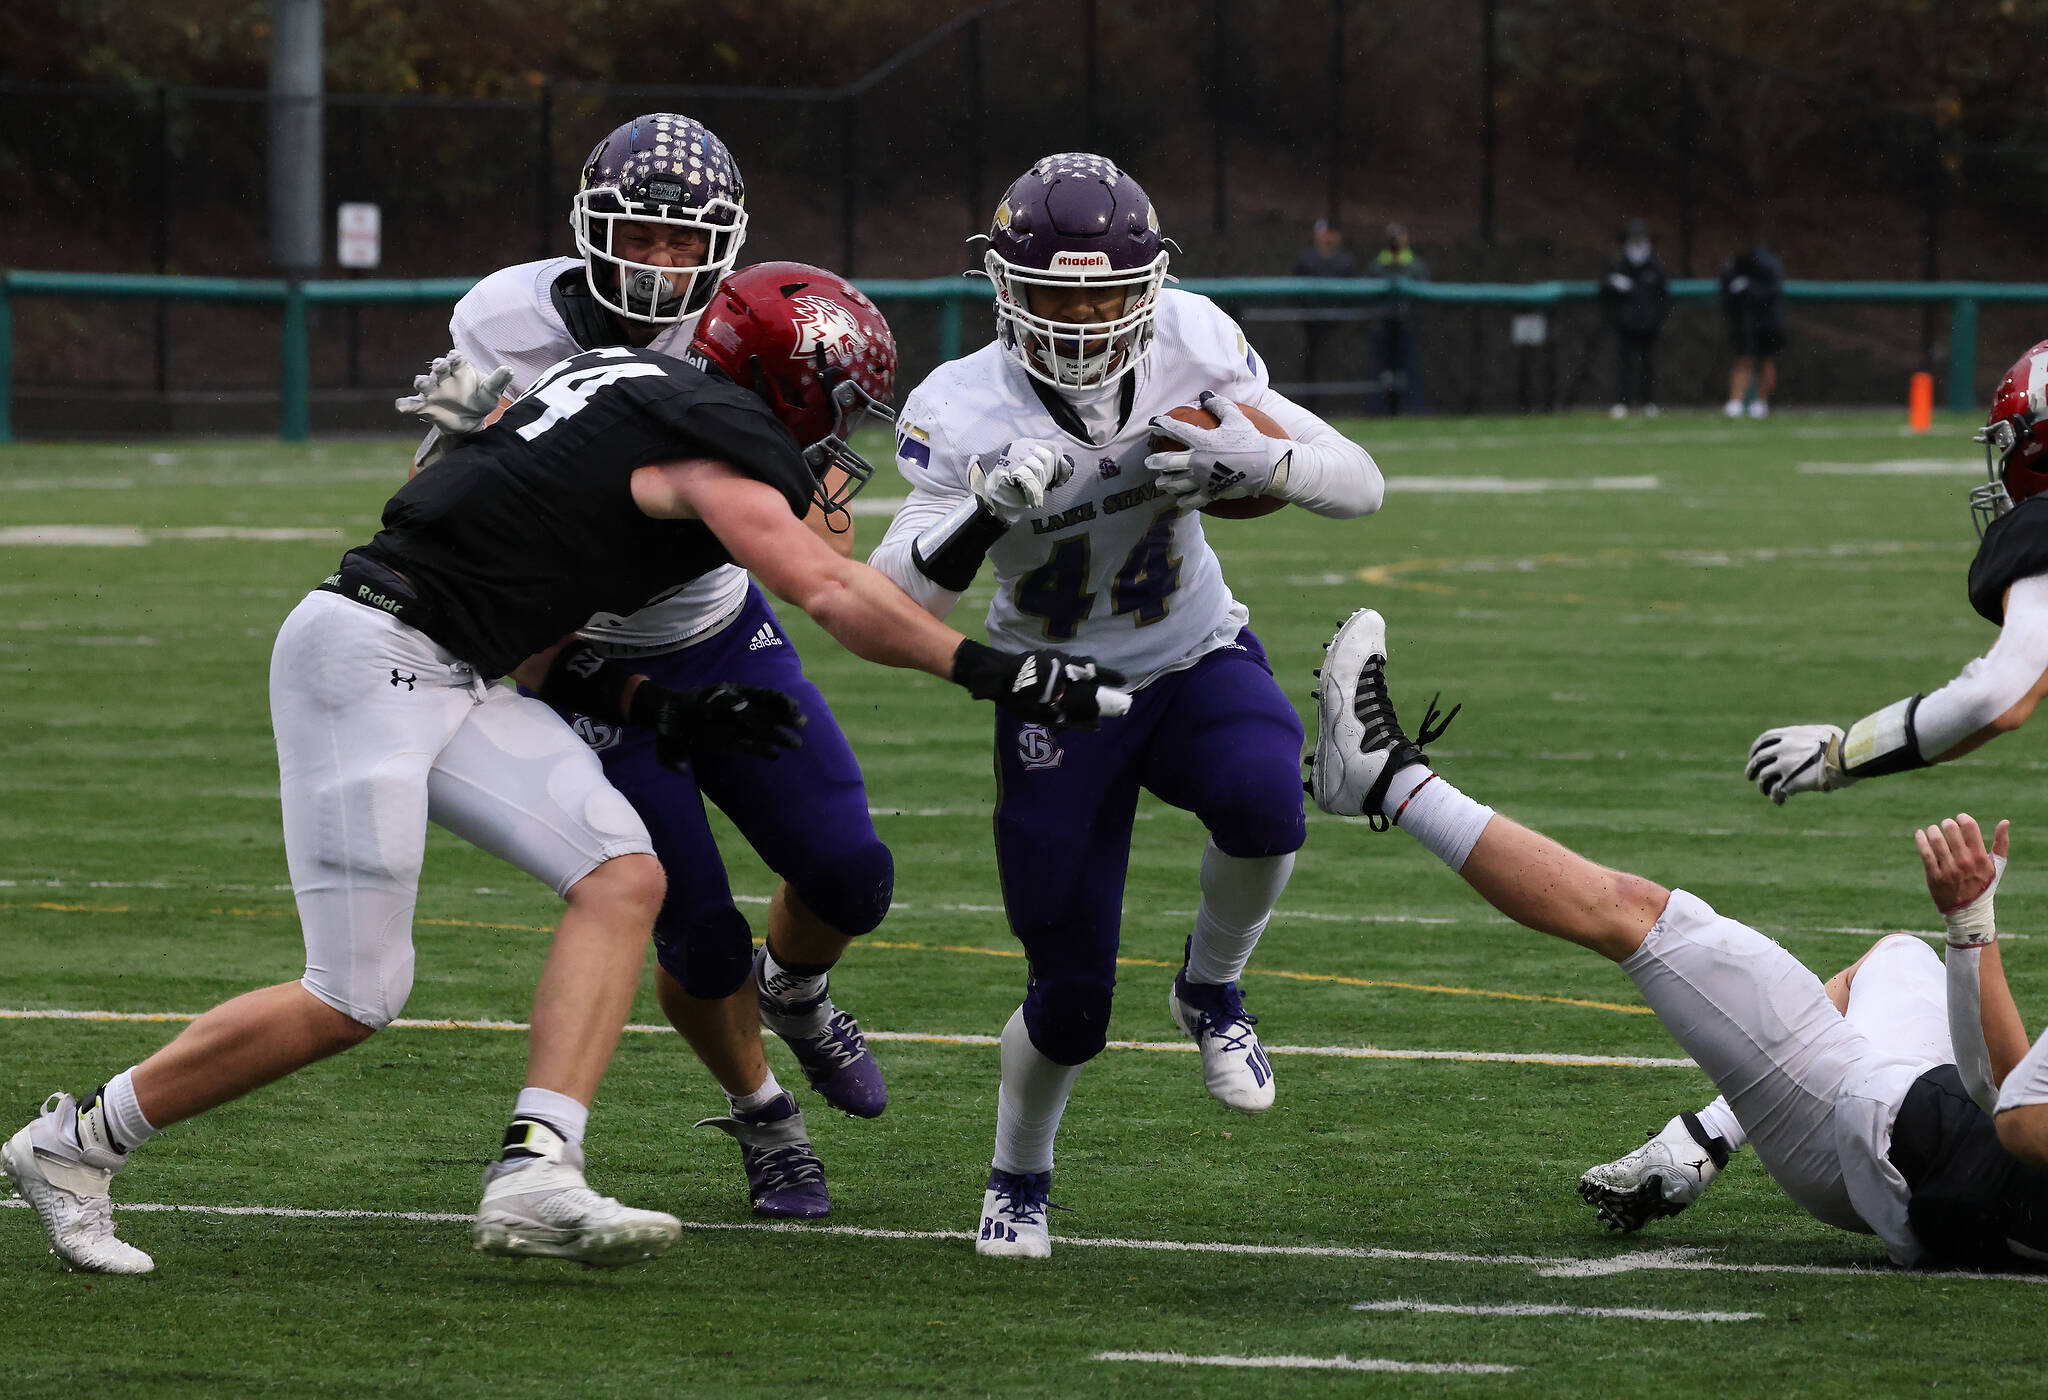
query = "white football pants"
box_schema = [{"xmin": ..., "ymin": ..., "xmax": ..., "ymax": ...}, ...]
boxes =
[
  {"xmin": 1621, "ymin": 893, "xmax": 1948, "ymax": 1233},
  {"xmin": 271, "ymin": 591, "xmax": 652, "ymax": 1029}
]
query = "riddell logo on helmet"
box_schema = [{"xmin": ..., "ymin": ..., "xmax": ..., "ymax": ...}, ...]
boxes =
[
  {"xmin": 788, "ymin": 295, "xmax": 870, "ymax": 367},
  {"xmin": 1050, "ymin": 251, "xmax": 1112, "ymax": 270}
]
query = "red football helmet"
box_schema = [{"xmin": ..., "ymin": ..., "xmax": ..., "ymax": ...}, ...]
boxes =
[
  {"xmin": 1973, "ymin": 337, "xmax": 2048, "ymax": 536},
  {"xmin": 691, "ymin": 261, "xmax": 897, "ymax": 515}
]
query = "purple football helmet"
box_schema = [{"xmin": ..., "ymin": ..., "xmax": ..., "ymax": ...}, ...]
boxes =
[
  {"xmin": 982, "ymin": 153, "xmax": 1170, "ymax": 389},
  {"xmin": 572, "ymin": 113, "xmax": 748, "ymax": 328}
]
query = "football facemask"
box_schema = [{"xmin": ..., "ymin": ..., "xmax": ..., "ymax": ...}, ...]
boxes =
[
  {"xmin": 985, "ymin": 248, "xmax": 1171, "ymax": 391},
  {"xmin": 1971, "ymin": 416, "xmax": 2023, "ymax": 537},
  {"xmin": 803, "ymin": 367, "xmax": 896, "ymax": 515}
]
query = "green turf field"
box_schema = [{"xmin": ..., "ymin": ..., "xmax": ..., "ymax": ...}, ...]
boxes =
[{"xmin": 4, "ymin": 413, "xmax": 2045, "ymax": 1396}]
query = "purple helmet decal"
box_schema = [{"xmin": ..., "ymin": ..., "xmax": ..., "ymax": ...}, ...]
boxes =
[
  {"xmin": 982, "ymin": 153, "xmax": 1171, "ymax": 390},
  {"xmin": 571, "ymin": 113, "xmax": 749, "ymax": 328}
]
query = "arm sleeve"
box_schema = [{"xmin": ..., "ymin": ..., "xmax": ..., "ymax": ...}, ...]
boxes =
[
  {"xmin": 1996, "ymin": 1028, "xmax": 2048, "ymax": 1113},
  {"xmin": 1244, "ymin": 385, "xmax": 1386, "ymax": 519},
  {"xmin": 1912, "ymin": 573, "xmax": 2048, "ymax": 756},
  {"xmin": 1946, "ymin": 946, "xmax": 2001, "ymax": 1115}
]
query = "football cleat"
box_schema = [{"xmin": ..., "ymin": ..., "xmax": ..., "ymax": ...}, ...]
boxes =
[
  {"xmin": 1310, "ymin": 608, "xmax": 1457, "ymax": 826},
  {"xmin": 1577, "ymin": 1112, "xmax": 1729, "ymax": 1233},
  {"xmin": 695, "ymin": 1091, "xmax": 831, "ymax": 1220},
  {"xmin": 755, "ymin": 947, "xmax": 887, "ymax": 1118},
  {"xmin": 2, "ymin": 1093, "xmax": 153, "ymax": 1275},
  {"xmin": 975, "ymin": 1167, "xmax": 1053, "ymax": 1259},
  {"xmin": 472, "ymin": 1123, "xmax": 681, "ymax": 1268},
  {"xmin": 1169, "ymin": 966, "xmax": 1276, "ymax": 1113}
]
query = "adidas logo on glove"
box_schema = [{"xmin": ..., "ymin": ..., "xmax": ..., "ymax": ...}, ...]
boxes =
[{"xmin": 747, "ymin": 624, "xmax": 783, "ymax": 652}]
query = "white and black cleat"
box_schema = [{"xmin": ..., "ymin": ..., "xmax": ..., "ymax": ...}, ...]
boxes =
[
  {"xmin": 1169, "ymin": 965, "xmax": 1276, "ymax": 1113},
  {"xmin": 1, "ymin": 1093, "xmax": 152, "ymax": 1275},
  {"xmin": 1577, "ymin": 1112, "xmax": 1730, "ymax": 1233},
  {"xmin": 1309, "ymin": 608, "xmax": 1457, "ymax": 825},
  {"xmin": 472, "ymin": 1120, "xmax": 681, "ymax": 1268},
  {"xmin": 975, "ymin": 1167, "xmax": 1053, "ymax": 1259}
]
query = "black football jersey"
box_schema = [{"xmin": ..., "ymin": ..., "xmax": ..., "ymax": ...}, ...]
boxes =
[
  {"xmin": 356, "ymin": 347, "xmax": 814, "ymax": 675},
  {"xmin": 1968, "ymin": 495, "xmax": 2048, "ymax": 625},
  {"xmin": 1890, "ymin": 1064, "xmax": 2048, "ymax": 1271}
]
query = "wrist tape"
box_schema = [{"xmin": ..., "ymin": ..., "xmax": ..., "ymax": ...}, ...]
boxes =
[{"xmin": 1834, "ymin": 694, "xmax": 1931, "ymax": 784}]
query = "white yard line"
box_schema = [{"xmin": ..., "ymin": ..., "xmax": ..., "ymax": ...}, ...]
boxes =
[
  {"xmin": 1352, "ymin": 1299, "xmax": 1759, "ymax": 1322},
  {"xmin": 0, "ymin": 525, "xmax": 345, "ymax": 546},
  {"xmin": 2, "ymin": 1199, "xmax": 2038, "ymax": 1284},
  {"xmin": 0, "ymin": 1007, "xmax": 1694, "ymax": 1068},
  {"xmin": 1094, "ymin": 1351, "xmax": 1518, "ymax": 1374},
  {"xmin": 1797, "ymin": 460, "xmax": 1979, "ymax": 475},
  {"xmin": 1384, "ymin": 475, "xmax": 1658, "ymax": 493}
]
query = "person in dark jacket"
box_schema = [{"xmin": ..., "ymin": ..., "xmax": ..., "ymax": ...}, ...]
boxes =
[
  {"xmin": 1721, "ymin": 243, "xmax": 1787, "ymax": 418},
  {"xmin": 1372, "ymin": 224, "xmax": 1427, "ymax": 414},
  {"xmin": 1291, "ymin": 219, "xmax": 1359, "ymax": 389},
  {"xmin": 1601, "ymin": 218, "xmax": 1669, "ymax": 418}
]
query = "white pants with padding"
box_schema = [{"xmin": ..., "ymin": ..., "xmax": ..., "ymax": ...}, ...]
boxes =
[
  {"xmin": 271, "ymin": 591, "xmax": 652, "ymax": 1029},
  {"xmin": 1622, "ymin": 896, "xmax": 1946, "ymax": 1235}
]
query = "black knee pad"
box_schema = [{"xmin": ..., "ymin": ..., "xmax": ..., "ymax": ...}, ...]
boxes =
[
  {"xmin": 1022, "ymin": 976, "xmax": 1114, "ymax": 1066},
  {"xmin": 653, "ymin": 903, "xmax": 755, "ymax": 1001},
  {"xmin": 789, "ymin": 838, "xmax": 895, "ymax": 937},
  {"xmin": 1210, "ymin": 775, "xmax": 1309, "ymax": 860}
]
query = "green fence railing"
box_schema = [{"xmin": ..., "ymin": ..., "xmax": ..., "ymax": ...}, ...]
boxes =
[{"xmin": 4, "ymin": 270, "xmax": 2047, "ymax": 442}]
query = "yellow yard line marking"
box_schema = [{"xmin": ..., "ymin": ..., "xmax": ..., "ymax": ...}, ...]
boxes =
[{"xmin": 2, "ymin": 900, "xmax": 1648, "ymax": 1017}]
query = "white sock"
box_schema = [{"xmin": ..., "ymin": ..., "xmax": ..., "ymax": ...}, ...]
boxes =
[
  {"xmin": 1694, "ymin": 1095, "xmax": 1747, "ymax": 1152},
  {"xmin": 758, "ymin": 944, "xmax": 828, "ymax": 1009},
  {"xmin": 991, "ymin": 1006, "xmax": 1084, "ymax": 1175},
  {"xmin": 726, "ymin": 1070, "xmax": 784, "ymax": 1115},
  {"xmin": 1185, "ymin": 842, "xmax": 1295, "ymax": 986},
  {"xmin": 73, "ymin": 1068, "xmax": 157, "ymax": 1155},
  {"xmin": 513, "ymin": 1086, "xmax": 589, "ymax": 1149},
  {"xmin": 1383, "ymin": 765, "xmax": 1495, "ymax": 873}
]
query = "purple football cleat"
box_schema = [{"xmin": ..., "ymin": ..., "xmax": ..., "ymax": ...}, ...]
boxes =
[
  {"xmin": 695, "ymin": 1090, "xmax": 831, "ymax": 1220},
  {"xmin": 754, "ymin": 947, "xmax": 888, "ymax": 1118}
]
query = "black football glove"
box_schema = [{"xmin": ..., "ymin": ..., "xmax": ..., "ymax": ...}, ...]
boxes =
[
  {"xmin": 628, "ymin": 681, "xmax": 807, "ymax": 768},
  {"xmin": 951, "ymin": 639, "xmax": 1127, "ymax": 730}
]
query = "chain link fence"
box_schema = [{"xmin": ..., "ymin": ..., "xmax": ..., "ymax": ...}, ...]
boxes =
[{"xmin": 2, "ymin": 0, "xmax": 2043, "ymax": 430}]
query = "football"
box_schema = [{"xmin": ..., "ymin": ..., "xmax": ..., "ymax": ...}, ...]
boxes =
[{"xmin": 1146, "ymin": 400, "xmax": 1292, "ymax": 519}]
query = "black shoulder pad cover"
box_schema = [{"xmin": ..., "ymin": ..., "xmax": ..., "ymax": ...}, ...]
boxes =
[{"xmin": 1969, "ymin": 496, "xmax": 2048, "ymax": 625}]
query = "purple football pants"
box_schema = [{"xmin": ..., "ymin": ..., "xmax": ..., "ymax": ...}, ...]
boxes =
[
  {"xmin": 992, "ymin": 629, "xmax": 1307, "ymax": 1063},
  {"xmin": 570, "ymin": 585, "xmax": 892, "ymax": 999}
]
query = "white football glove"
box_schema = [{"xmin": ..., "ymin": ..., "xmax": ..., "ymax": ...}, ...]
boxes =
[
  {"xmin": 395, "ymin": 351, "xmax": 514, "ymax": 436},
  {"xmin": 969, "ymin": 439, "xmax": 1076, "ymax": 523},
  {"xmin": 1144, "ymin": 391, "xmax": 1292, "ymax": 508},
  {"xmin": 1745, "ymin": 724, "xmax": 1853, "ymax": 804}
]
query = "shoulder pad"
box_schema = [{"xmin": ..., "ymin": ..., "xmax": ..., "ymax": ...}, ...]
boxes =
[{"xmin": 1969, "ymin": 497, "xmax": 2048, "ymax": 625}]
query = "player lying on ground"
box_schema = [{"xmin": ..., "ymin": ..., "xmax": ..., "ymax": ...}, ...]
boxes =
[
  {"xmin": 2, "ymin": 282, "xmax": 1124, "ymax": 1277},
  {"xmin": 868, "ymin": 152, "xmax": 1384, "ymax": 1258},
  {"xmin": 1741, "ymin": 338, "xmax": 2048, "ymax": 1167},
  {"xmin": 1746, "ymin": 338, "xmax": 2048, "ymax": 809},
  {"xmin": 1309, "ymin": 608, "xmax": 2048, "ymax": 1270},
  {"xmin": 396, "ymin": 114, "xmax": 895, "ymax": 1221}
]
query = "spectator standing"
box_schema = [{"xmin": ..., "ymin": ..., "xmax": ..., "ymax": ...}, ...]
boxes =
[
  {"xmin": 1602, "ymin": 218, "xmax": 1670, "ymax": 418},
  {"xmin": 1372, "ymin": 223, "xmax": 1428, "ymax": 414},
  {"xmin": 1291, "ymin": 218, "xmax": 1358, "ymax": 389},
  {"xmin": 1720, "ymin": 243, "xmax": 1787, "ymax": 418}
]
